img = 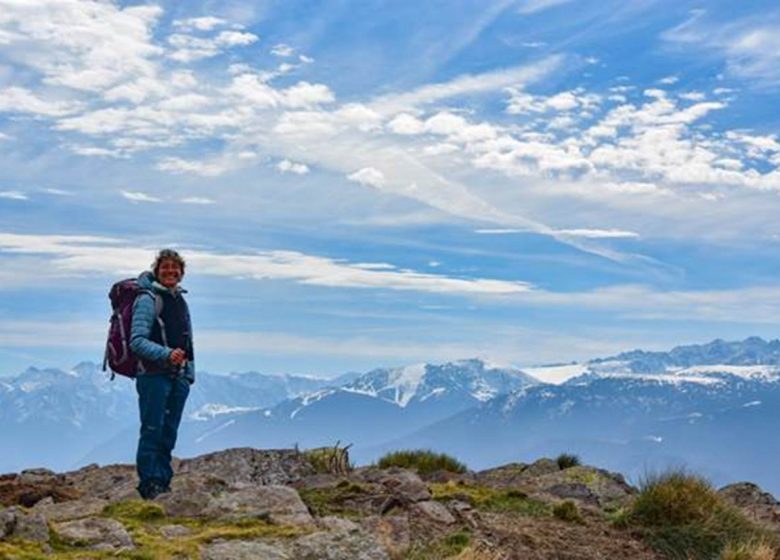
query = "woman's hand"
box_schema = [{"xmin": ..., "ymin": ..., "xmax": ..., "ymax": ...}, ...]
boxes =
[{"xmin": 170, "ymin": 348, "xmax": 187, "ymax": 366}]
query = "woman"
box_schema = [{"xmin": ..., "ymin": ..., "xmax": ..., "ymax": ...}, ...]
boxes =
[{"xmin": 129, "ymin": 249, "xmax": 195, "ymax": 500}]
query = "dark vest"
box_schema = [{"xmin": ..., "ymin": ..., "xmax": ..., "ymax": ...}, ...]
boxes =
[{"xmin": 150, "ymin": 291, "xmax": 193, "ymax": 362}]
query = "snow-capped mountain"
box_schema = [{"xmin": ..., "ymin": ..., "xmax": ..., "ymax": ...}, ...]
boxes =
[
  {"xmin": 179, "ymin": 359, "xmax": 537, "ymax": 456},
  {"xmin": 8, "ymin": 337, "xmax": 780, "ymax": 497},
  {"xmin": 0, "ymin": 363, "xmax": 344, "ymax": 472},
  {"xmin": 376, "ymin": 338, "xmax": 780, "ymax": 496}
]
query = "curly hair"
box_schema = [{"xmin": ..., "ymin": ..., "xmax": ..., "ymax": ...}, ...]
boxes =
[{"xmin": 152, "ymin": 248, "xmax": 186, "ymax": 277}]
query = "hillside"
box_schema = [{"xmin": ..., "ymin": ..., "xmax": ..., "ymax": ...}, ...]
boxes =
[{"xmin": 2, "ymin": 447, "xmax": 780, "ymax": 559}]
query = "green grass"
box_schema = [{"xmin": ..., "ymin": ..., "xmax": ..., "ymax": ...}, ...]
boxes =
[
  {"xmin": 620, "ymin": 469, "xmax": 779, "ymax": 560},
  {"xmin": 297, "ymin": 482, "xmax": 368, "ymax": 518},
  {"xmin": 553, "ymin": 500, "xmax": 585, "ymax": 524},
  {"xmin": 376, "ymin": 449, "xmax": 468, "ymax": 475},
  {"xmin": 301, "ymin": 444, "xmax": 353, "ymax": 474},
  {"xmin": 407, "ymin": 530, "xmax": 471, "ymax": 559},
  {"xmin": 0, "ymin": 499, "xmax": 307, "ymax": 560},
  {"xmin": 430, "ymin": 481, "xmax": 549, "ymax": 517},
  {"xmin": 555, "ymin": 453, "xmax": 581, "ymax": 470}
]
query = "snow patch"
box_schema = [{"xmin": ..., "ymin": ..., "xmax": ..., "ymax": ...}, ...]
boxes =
[
  {"xmin": 189, "ymin": 403, "xmax": 262, "ymax": 421},
  {"xmin": 523, "ymin": 364, "xmax": 587, "ymax": 384},
  {"xmin": 195, "ymin": 419, "xmax": 235, "ymax": 443},
  {"xmin": 389, "ymin": 363, "xmax": 427, "ymax": 407}
]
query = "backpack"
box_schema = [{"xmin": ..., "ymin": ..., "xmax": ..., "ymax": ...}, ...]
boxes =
[{"xmin": 103, "ymin": 278, "xmax": 162, "ymax": 379}]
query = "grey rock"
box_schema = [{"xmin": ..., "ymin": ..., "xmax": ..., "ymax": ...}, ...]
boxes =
[
  {"xmin": 357, "ymin": 469, "xmax": 431, "ymax": 503},
  {"xmin": 0, "ymin": 506, "xmax": 50, "ymax": 542},
  {"xmin": 719, "ymin": 482, "xmax": 780, "ymax": 529},
  {"xmin": 362, "ymin": 514, "xmax": 410, "ymax": 557},
  {"xmin": 318, "ymin": 516, "xmax": 360, "ymax": 532},
  {"xmin": 546, "ymin": 483, "xmax": 599, "ymax": 505},
  {"xmin": 18, "ymin": 468, "xmax": 57, "ymax": 485},
  {"xmin": 292, "ymin": 529, "xmax": 390, "ymax": 560},
  {"xmin": 32, "ymin": 497, "xmax": 109, "ymax": 522},
  {"xmin": 205, "ymin": 485, "xmax": 314, "ymax": 526},
  {"xmin": 159, "ymin": 524, "xmax": 194, "ymax": 538},
  {"xmin": 413, "ymin": 500, "xmax": 456, "ymax": 524},
  {"xmin": 201, "ymin": 540, "xmax": 291, "ymax": 560},
  {"xmin": 179, "ymin": 448, "xmax": 315, "ymax": 487},
  {"xmin": 522, "ymin": 458, "xmax": 560, "ymax": 478},
  {"xmin": 54, "ymin": 517, "xmax": 133, "ymax": 550},
  {"xmin": 158, "ymin": 485, "xmax": 214, "ymax": 518}
]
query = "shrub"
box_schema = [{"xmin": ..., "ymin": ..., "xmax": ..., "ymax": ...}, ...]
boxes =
[
  {"xmin": 555, "ymin": 453, "xmax": 581, "ymax": 470},
  {"xmin": 624, "ymin": 469, "xmax": 779, "ymax": 560},
  {"xmin": 553, "ymin": 500, "xmax": 585, "ymax": 524},
  {"xmin": 376, "ymin": 449, "xmax": 467, "ymax": 475},
  {"xmin": 302, "ymin": 443, "xmax": 352, "ymax": 474},
  {"xmin": 631, "ymin": 469, "xmax": 720, "ymax": 527}
]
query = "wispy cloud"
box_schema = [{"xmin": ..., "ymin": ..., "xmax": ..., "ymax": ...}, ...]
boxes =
[
  {"xmin": 517, "ymin": 0, "xmax": 575, "ymax": 15},
  {"xmin": 0, "ymin": 233, "xmax": 534, "ymax": 295},
  {"xmin": 121, "ymin": 190, "xmax": 161, "ymax": 203},
  {"xmin": 663, "ymin": 11, "xmax": 780, "ymax": 87},
  {"xmin": 0, "ymin": 191, "xmax": 27, "ymax": 200}
]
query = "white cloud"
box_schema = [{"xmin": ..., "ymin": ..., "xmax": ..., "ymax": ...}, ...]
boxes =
[
  {"xmin": 371, "ymin": 56, "xmax": 563, "ymax": 114},
  {"xmin": 271, "ymin": 43, "xmax": 294, "ymax": 57},
  {"xmin": 517, "ymin": 0, "xmax": 574, "ymax": 15},
  {"xmin": 277, "ymin": 159, "xmax": 310, "ymax": 175},
  {"xmin": 70, "ymin": 145, "xmax": 125, "ymax": 158},
  {"xmin": 0, "ymin": 132, "xmax": 10, "ymax": 141},
  {"xmin": 172, "ymin": 16, "xmax": 227, "ymax": 31},
  {"xmin": 0, "ymin": 191, "xmax": 27, "ymax": 200},
  {"xmin": 121, "ymin": 190, "xmax": 161, "ymax": 203},
  {"xmin": 476, "ymin": 228, "xmax": 639, "ymax": 239},
  {"xmin": 388, "ymin": 113, "xmax": 425, "ymax": 135},
  {"xmin": 156, "ymin": 157, "xmax": 233, "ymax": 177},
  {"xmin": 43, "ymin": 188, "xmax": 74, "ymax": 196},
  {"xmin": 180, "ymin": 197, "xmax": 215, "ymax": 205},
  {"xmin": 347, "ymin": 167, "xmax": 386, "ymax": 188},
  {"xmin": 168, "ymin": 30, "xmax": 259, "ymax": 62},
  {"xmin": 0, "ymin": 87, "xmax": 82, "ymax": 117},
  {"xmin": 0, "ymin": 2, "xmax": 163, "ymax": 92},
  {"xmin": 0, "ymin": 233, "xmax": 534, "ymax": 296},
  {"xmin": 658, "ymin": 75, "xmax": 679, "ymax": 85},
  {"xmin": 663, "ymin": 14, "xmax": 780, "ymax": 86}
]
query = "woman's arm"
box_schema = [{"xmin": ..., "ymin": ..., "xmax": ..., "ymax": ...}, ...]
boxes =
[{"xmin": 129, "ymin": 293, "xmax": 171, "ymax": 365}]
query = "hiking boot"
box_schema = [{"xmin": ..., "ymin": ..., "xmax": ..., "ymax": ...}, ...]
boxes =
[{"xmin": 138, "ymin": 480, "xmax": 167, "ymax": 500}]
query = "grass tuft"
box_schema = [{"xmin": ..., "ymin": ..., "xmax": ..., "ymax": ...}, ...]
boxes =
[
  {"xmin": 720, "ymin": 540, "xmax": 777, "ymax": 560},
  {"xmin": 553, "ymin": 500, "xmax": 585, "ymax": 524},
  {"xmin": 408, "ymin": 530, "xmax": 471, "ymax": 559},
  {"xmin": 621, "ymin": 468, "xmax": 779, "ymax": 560},
  {"xmin": 555, "ymin": 453, "xmax": 582, "ymax": 470},
  {"xmin": 376, "ymin": 449, "xmax": 467, "ymax": 475},
  {"xmin": 431, "ymin": 481, "xmax": 549, "ymax": 516}
]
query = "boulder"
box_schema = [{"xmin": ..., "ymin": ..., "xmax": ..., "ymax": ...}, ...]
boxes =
[
  {"xmin": 291, "ymin": 529, "xmax": 390, "ymax": 560},
  {"xmin": 719, "ymin": 482, "xmax": 780, "ymax": 529},
  {"xmin": 32, "ymin": 497, "xmax": 109, "ymax": 522},
  {"xmin": 0, "ymin": 506, "xmax": 50, "ymax": 542},
  {"xmin": 362, "ymin": 514, "xmax": 410, "ymax": 557},
  {"xmin": 158, "ymin": 524, "xmax": 194, "ymax": 538},
  {"xmin": 413, "ymin": 500, "xmax": 456, "ymax": 524},
  {"xmin": 178, "ymin": 448, "xmax": 315, "ymax": 487},
  {"xmin": 54, "ymin": 517, "xmax": 133, "ymax": 551},
  {"xmin": 201, "ymin": 540, "xmax": 291, "ymax": 560},
  {"xmin": 204, "ymin": 486, "xmax": 314, "ymax": 526},
  {"xmin": 356, "ymin": 469, "xmax": 431, "ymax": 503}
]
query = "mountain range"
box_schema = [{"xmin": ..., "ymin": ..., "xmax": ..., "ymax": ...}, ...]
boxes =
[{"xmin": 2, "ymin": 337, "xmax": 780, "ymax": 495}]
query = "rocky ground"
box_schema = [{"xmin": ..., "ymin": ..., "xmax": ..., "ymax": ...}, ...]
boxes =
[{"xmin": 1, "ymin": 448, "xmax": 779, "ymax": 559}]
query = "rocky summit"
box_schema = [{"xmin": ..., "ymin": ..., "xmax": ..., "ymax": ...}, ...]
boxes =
[{"xmin": 1, "ymin": 447, "xmax": 779, "ymax": 559}]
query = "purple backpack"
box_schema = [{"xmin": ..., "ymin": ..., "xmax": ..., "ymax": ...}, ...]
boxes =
[{"xmin": 103, "ymin": 278, "xmax": 161, "ymax": 379}]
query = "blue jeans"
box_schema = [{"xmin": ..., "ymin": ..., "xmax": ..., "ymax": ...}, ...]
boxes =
[{"xmin": 136, "ymin": 374, "xmax": 190, "ymax": 490}]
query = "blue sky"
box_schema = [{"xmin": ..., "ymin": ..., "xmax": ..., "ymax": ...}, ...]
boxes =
[{"xmin": 1, "ymin": 0, "xmax": 779, "ymax": 377}]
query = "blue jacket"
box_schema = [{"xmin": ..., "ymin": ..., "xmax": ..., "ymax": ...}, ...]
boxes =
[{"xmin": 129, "ymin": 271, "xmax": 195, "ymax": 384}]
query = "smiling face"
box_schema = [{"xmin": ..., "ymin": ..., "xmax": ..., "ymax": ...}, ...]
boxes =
[{"xmin": 156, "ymin": 258, "xmax": 183, "ymax": 289}]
